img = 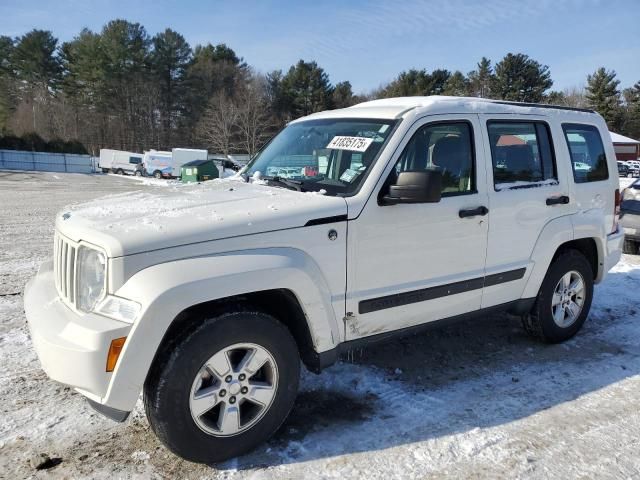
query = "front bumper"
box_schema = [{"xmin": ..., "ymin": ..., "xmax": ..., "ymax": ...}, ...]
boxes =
[{"xmin": 25, "ymin": 260, "xmax": 131, "ymax": 408}]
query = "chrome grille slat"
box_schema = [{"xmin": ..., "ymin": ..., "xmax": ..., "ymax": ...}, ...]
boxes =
[
  {"xmin": 53, "ymin": 233, "xmax": 78, "ymax": 309},
  {"xmin": 62, "ymin": 242, "xmax": 68, "ymax": 298},
  {"xmin": 68, "ymin": 247, "xmax": 76, "ymax": 304}
]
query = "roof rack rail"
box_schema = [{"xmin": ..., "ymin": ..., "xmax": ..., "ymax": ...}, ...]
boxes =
[{"xmin": 489, "ymin": 100, "xmax": 595, "ymax": 114}]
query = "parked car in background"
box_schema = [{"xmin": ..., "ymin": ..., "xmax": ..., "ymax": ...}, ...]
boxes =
[
  {"xmin": 627, "ymin": 163, "xmax": 640, "ymax": 178},
  {"xmin": 25, "ymin": 97, "xmax": 624, "ymax": 464},
  {"xmin": 221, "ymin": 159, "xmax": 241, "ymax": 171},
  {"xmin": 621, "ymin": 178, "xmax": 640, "ymax": 254},
  {"xmin": 618, "ymin": 162, "xmax": 630, "ymax": 177},
  {"xmin": 99, "ymin": 149, "xmax": 144, "ymax": 175}
]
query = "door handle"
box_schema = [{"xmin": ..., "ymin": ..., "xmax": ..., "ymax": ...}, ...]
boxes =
[
  {"xmin": 546, "ymin": 195, "xmax": 570, "ymax": 206},
  {"xmin": 459, "ymin": 206, "xmax": 489, "ymax": 218}
]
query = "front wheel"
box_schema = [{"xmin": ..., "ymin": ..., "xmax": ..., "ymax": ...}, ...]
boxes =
[
  {"xmin": 522, "ymin": 249, "xmax": 594, "ymax": 343},
  {"xmin": 144, "ymin": 308, "xmax": 300, "ymax": 464},
  {"xmin": 153, "ymin": 170, "xmax": 163, "ymax": 179}
]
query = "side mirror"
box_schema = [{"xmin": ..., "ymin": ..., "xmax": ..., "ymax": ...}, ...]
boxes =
[{"xmin": 381, "ymin": 169, "xmax": 442, "ymax": 205}]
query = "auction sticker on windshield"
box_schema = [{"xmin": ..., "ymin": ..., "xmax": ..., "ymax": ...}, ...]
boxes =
[{"xmin": 327, "ymin": 136, "xmax": 374, "ymax": 152}]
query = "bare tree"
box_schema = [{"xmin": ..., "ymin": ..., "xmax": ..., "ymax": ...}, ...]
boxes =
[
  {"xmin": 196, "ymin": 92, "xmax": 239, "ymax": 155},
  {"xmin": 235, "ymin": 76, "xmax": 275, "ymax": 158}
]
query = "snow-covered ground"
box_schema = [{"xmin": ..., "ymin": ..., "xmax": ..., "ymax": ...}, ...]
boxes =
[{"xmin": 2, "ymin": 170, "xmax": 640, "ymax": 479}]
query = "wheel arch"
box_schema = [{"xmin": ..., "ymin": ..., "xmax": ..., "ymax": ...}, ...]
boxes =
[
  {"xmin": 523, "ymin": 215, "xmax": 605, "ymax": 298},
  {"xmin": 151, "ymin": 288, "xmax": 326, "ymax": 378},
  {"xmin": 102, "ymin": 249, "xmax": 342, "ymax": 412}
]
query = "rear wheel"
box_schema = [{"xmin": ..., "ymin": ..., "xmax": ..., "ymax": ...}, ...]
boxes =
[
  {"xmin": 144, "ymin": 308, "xmax": 300, "ymax": 464},
  {"xmin": 134, "ymin": 170, "xmax": 142, "ymax": 177},
  {"xmin": 623, "ymin": 238, "xmax": 639, "ymax": 255},
  {"xmin": 522, "ymin": 249, "xmax": 593, "ymax": 343},
  {"xmin": 153, "ymin": 170, "xmax": 163, "ymax": 179},
  {"xmin": 116, "ymin": 168, "xmax": 124, "ymax": 175}
]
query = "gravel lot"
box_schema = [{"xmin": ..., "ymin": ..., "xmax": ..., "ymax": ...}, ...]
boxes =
[{"xmin": 1, "ymin": 171, "xmax": 640, "ymax": 479}]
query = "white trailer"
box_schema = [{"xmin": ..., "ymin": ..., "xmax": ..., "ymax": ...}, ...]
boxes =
[
  {"xmin": 171, "ymin": 148, "xmax": 208, "ymax": 177},
  {"xmin": 99, "ymin": 149, "xmax": 144, "ymax": 175}
]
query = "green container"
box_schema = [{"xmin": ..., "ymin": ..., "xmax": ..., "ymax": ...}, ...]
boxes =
[{"xmin": 180, "ymin": 159, "xmax": 219, "ymax": 183}]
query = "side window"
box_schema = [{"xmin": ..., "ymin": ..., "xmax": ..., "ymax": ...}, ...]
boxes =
[
  {"xmin": 129, "ymin": 156, "xmax": 142, "ymax": 165},
  {"xmin": 394, "ymin": 122, "xmax": 475, "ymax": 196},
  {"xmin": 562, "ymin": 123, "xmax": 609, "ymax": 183},
  {"xmin": 487, "ymin": 121, "xmax": 557, "ymax": 189}
]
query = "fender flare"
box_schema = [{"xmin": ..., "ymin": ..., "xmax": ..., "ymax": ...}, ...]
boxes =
[
  {"xmin": 523, "ymin": 214, "xmax": 608, "ymax": 299},
  {"xmin": 103, "ymin": 248, "xmax": 341, "ymax": 411},
  {"xmin": 522, "ymin": 215, "xmax": 574, "ymax": 299}
]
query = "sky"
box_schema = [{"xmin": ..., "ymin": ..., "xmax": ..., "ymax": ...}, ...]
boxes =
[{"xmin": 1, "ymin": 0, "xmax": 639, "ymax": 94}]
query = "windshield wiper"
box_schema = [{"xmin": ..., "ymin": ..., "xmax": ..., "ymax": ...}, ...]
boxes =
[{"xmin": 263, "ymin": 175, "xmax": 306, "ymax": 192}]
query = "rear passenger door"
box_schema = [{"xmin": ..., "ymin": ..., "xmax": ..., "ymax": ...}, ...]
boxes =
[{"xmin": 480, "ymin": 115, "xmax": 572, "ymax": 308}]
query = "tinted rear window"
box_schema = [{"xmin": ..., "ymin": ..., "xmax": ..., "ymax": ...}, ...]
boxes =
[
  {"xmin": 562, "ymin": 124, "xmax": 609, "ymax": 183},
  {"xmin": 487, "ymin": 121, "xmax": 556, "ymax": 188}
]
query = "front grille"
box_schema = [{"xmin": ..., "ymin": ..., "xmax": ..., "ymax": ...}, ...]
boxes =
[{"xmin": 53, "ymin": 233, "xmax": 77, "ymax": 307}]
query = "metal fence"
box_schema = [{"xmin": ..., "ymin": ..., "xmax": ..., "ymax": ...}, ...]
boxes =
[{"xmin": 0, "ymin": 149, "xmax": 98, "ymax": 174}]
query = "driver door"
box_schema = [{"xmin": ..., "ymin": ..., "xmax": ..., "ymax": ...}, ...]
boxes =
[{"xmin": 345, "ymin": 115, "xmax": 489, "ymax": 340}]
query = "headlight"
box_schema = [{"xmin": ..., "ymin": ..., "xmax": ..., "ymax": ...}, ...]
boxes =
[{"xmin": 77, "ymin": 245, "xmax": 106, "ymax": 312}]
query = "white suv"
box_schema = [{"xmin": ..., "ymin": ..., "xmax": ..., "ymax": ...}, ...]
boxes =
[{"xmin": 25, "ymin": 96, "xmax": 623, "ymax": 463}]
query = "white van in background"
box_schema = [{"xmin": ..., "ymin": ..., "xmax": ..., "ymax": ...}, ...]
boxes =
[
  {"xmin": 143, "ymin": 148, "xmax": 209, "ymax": 179},
  {"xmin": 99, "ymin": 149, "xmax": 144, "ymax": 175},
  {"xmin": 143, "ymin": 150, "xmax": 173, "ymax": 179}
]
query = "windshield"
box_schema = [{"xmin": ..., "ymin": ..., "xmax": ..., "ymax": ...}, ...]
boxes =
[{"xmin": 244, "ymin": 118, "xmax": 396, "ymax": 196}]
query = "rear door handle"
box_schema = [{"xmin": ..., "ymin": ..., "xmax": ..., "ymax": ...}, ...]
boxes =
[
  {"xmin": 546, "ymin": 195, "xmax": 570, "ymax": 206},
  {"xmin": 459, "ymin": 206, "xmax": 489, "ymax": 218}
]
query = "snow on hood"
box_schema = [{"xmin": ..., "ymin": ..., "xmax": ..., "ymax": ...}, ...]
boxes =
[{"xmin": 55, "ymin": 180, "xmax": 347, "ymax": 257}]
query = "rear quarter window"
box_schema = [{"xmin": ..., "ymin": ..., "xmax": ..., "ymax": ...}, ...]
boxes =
[{"xmin": 562, "ymin": 124, "xmax": 609, "ymax": 183}]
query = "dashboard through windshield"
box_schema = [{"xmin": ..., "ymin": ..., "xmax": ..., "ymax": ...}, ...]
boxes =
[{"xmin": 244, "ymin": 118, "xmax": 397, "ymax": 196}]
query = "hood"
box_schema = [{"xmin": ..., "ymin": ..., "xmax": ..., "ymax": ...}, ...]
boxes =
[{"xmin": 56, "ymin": 180, "xmax": 347, "ymax": 257}]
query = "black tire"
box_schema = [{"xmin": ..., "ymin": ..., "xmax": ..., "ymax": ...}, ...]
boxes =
[
  {"xmin": 522, "ymin": 249, "xmax": 594, "ymax": 343},
  {"xmin": 116, "ymin": 169, "xmax": 124, "ymax": 175},
  {"xmin": 153, "ymin": 170, "xmax": 162, "ymax": 179},
  {"xmin": 144, "ymin": 308, "xmax": 300, "ymax": 464},
  {"xmin": 134, "ymin": 170, "xmax": 142, "ymax": 177},
  {"xmin": 623, "ymin": 238, "xmax": 638, "ymax": 255}
]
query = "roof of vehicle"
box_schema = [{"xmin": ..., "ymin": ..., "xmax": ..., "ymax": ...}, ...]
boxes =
[{"xmin": 294, "ymin": 96, "xmax": 600, "ymax": 123}]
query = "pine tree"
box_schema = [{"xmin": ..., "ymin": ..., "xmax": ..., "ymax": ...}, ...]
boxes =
[
  {"xmin": 491, "ymin": 53, "xmax": 552, "ymax": 102},
  {"xmin": 468, "ymin": 57, "xmax": 493, "ymax": 98},
  {"xmin": 622, "ymin": 81, "xmax": 640, "ymax": 140},
  {"xmin": 332, "ymin": 81, "xmax": 356, "ymax": 108},
  {"xmin": 11, "ymin": 30, "xmax": 61, "ymax": 94},
  {"xmin": 279, "ymin": 60, "xmax": 334, "ymax": 117},
  {"xmin": 586, "ymin": 68, "xmax": 622, "ymax": 130},
  {"xmin": 442, "ymin": 71, "xmax": 469, "ymax": 96},
  {"xmin": 150, "ymin": 29, "xmax": 191, "ymax": 145},
  {"xmin": 0, "ymin": 36, "xmax": 15, "ymax": 133}
]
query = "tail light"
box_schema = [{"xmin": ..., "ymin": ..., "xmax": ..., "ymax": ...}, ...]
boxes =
[{"xmin": 613, "ymin": 188, "xmax": 620, "ymax": 233}]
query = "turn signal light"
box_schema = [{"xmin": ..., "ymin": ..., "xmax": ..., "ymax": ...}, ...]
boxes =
[{"xmin": 106, "ymin": 337, "xmax": 127, "ymax": 372}]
